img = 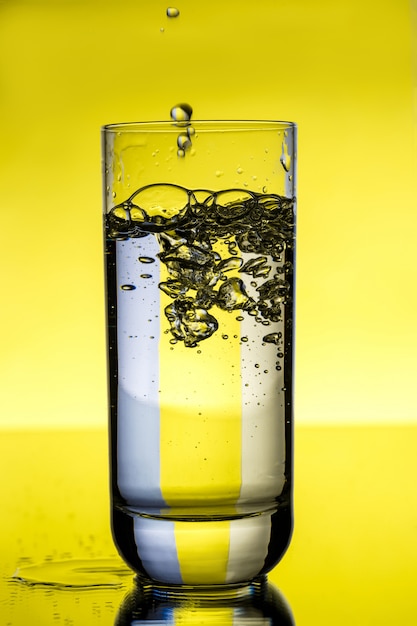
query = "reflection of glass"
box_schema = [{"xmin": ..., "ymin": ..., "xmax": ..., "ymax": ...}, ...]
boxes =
[
  {"xmin": 102, "ymin": 121, "xmax": 297, "ymax": 588},
  {"xmin": 115, "ymin": 577, "xmax": 295, "ymax": 625}
]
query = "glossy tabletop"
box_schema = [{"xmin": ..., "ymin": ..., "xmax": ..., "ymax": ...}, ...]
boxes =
[{"xmin": 1, "ymin": 426, "xmax": 416, "ymax": 624}]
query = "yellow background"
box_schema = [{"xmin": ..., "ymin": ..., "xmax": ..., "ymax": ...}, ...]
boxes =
[
  {"xmin": 1, "ymin": 5, "xmax": 416, "ymax": 623},
  {"xmin": 0, "ymin": 0, "xmax": 416, "ymax": 428}
]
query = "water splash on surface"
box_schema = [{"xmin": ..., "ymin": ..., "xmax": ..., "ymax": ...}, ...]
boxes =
[{"xmin": 11, "ymin": 558, "xmax": 132, "ymax": 590}]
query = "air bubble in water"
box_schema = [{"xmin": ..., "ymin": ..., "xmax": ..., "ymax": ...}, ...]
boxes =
[
  {"xmin": 263, "ymin": 332, "xmax": 280, "ymax": 345},
  {"xmin": 108, "ymin": 186, "xmax": 295, "ymax": 348},
  {"xmin": 166, "ymin": 7, "xmax": 180, "ymax": 17},
  {"xmin": 170, "ymin": 103, "xmax": 193, "ymax": 123}
]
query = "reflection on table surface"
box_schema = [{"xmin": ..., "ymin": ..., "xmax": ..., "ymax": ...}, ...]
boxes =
[
  {"xmin": 6, "ymin": 565, "xmax": 294, "ymax": 625},
  {"xmin": 1, "ymin": 426, "xmax": 417, "ymax": 624}
]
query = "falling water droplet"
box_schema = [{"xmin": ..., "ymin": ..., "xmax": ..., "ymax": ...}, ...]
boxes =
[
  {"xmin": 166, "ymin": 7, "xmax": 180, "ymax": 18},
  {"xmin": 170, "ymin": 103, "xmax": 193, "ymax": 123},
  {"xmin": 177, "ymin": 133, "xmax": 192, "ymax": 151}
]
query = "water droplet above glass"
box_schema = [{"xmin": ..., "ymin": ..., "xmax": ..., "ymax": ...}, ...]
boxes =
[
  {"xmin": 170, "ymin": 103, "xmax": 193, "ymax": 123},
  {"xmin": 166, "ymin": 7, "xmax": 180, "ymax": 18}
]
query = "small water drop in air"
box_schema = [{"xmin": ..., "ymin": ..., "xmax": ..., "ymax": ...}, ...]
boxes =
[
  {"xmin": 170, "ymin": 103, "xmax": 193, "ymax": 123},
  {"xmin": 166, "ymin": 7, "xmax": 180, "ymax": 18}
]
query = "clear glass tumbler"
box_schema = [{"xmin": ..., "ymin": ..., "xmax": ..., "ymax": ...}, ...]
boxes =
[{"xmin": 102, "ymin": 120, "xmax": 296, "ymax": 588}]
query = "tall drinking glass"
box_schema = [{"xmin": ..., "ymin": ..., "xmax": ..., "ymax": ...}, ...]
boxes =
[{"xmin": 102, "ymin": 120, "xmax": 297, "ymax": 589}]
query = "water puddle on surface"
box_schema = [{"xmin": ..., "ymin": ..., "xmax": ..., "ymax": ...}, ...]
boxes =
[{"xmin": 11, "ymin": 558, "xmax": 133, "ymax": 590}]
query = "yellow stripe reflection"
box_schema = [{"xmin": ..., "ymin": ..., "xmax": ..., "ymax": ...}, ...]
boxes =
[
  {"xmin": 173, "ymin": 607, "xmax": 235, "ymax": 624},
  {"xmin": 173, "ymin": 607, "xmax": 235, "ymax": 625},
  {"xmin": 159, "ymin": 307, "xmax": 242, "ymax": 507},
  {"xmin": 174, "ymin": 520, "xmax": 231, "ymax": 585}
]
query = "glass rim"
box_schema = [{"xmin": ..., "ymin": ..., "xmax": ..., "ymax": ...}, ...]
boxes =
[{"xmin": 102, "ymin": 120, "xmax": 297, "ymax": 133}]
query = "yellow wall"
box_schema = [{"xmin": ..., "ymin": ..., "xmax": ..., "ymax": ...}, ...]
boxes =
[{"xmin": 0, "ymin": 0, "xmax": 415, "ymax": 427}]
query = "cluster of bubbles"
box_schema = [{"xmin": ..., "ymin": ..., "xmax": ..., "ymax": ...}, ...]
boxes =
[
  {"xmin": 108, "ymin": 184, "xmax": 295, "ymax": 348},
  {"xmin": 170, "ymin": 103, "xmax": 195, "ymax": 158}
]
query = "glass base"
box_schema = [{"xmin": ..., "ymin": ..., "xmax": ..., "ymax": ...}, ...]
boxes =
[
  {"xmin": 111, "ymin": 502, "xmax": 292, "ymax": 586},
  {"xmin": 135, "ymin": 571, "xmax": 264, "ymax": 600},
  {"xmin": 115, "ymin": 574, "xmax": 295, "ymax": 625}
]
